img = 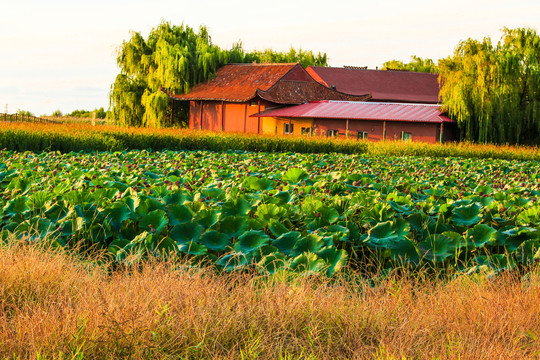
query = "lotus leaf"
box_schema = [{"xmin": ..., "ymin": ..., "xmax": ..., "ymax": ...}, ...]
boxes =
[
  {"xmin": 272, "ymin": 231, "xmax": 301, "ymax": 256},
  {"xmin": 317, "ymin": 246, "xmax": 348, "ymax": 276},
  {"xmin": 451, "ymin": 203, "xmax": 483, "ymax": 226},
  {"xmin": 257, "ymin": 252, "xmax": 288, "ymax": 274},
  {"xmin": 464, "ymin": 224, "xmax": 497, "ymax": 249},
  {"xmin": 199, "ymin": 230, "xmax": 231, "ymax": 252},
  {"xmin": 167, "ymin": 204, "xmax": 193, "ymax": 226},
  {"xmin": 139, "ymin": 209, "xmax": 168, "ymax": 235},
  {"xmin": 178, "ymin": 241, "xmax": 208, "ymax": 255},
  {"xmin": 283, "ymin": 168, "xmax": 309, "ymax": 184},
  {"xmin": 290, "ymin": 253, "xmax": 327, "ymax": 273},
  {"xmin": 234, "ymin": 230, "xmax": 270, "ymax": 254},
  {"xmin": 170, "ymin": 222, "xmax": 204, "ymax": 244},
  {"xmin": 216, "ymin": 253, "xmax": 250, "ymax": 271}
]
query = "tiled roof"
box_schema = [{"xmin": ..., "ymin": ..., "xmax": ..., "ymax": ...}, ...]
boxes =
[
  {"xmin": 252, "ymin": 100, "xmax": 455, "ymax": 124},
  {"xmin": 256, "ymin": 80, "xmax": 370, "ymax": 104},
  {"xmin": 170, "ymin": 63, "xmax": 299, "ymax": 102},
  {"xmin": 306, "ymin": 66, "xmax": 440, "ymax": 103}
]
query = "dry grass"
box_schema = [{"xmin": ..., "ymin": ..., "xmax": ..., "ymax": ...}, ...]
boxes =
[{"xmin": 1, "ymin": 240, "xmax": 540, "ymax": 359}]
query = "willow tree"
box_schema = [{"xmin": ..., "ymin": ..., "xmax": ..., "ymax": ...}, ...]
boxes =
[
  {"xmin": 109, "ymin": 22, "xmax": 329, "ymax": 128},
  {"xmin": 439, "ymin": 27, "xmax": 540, "ymax": 144},
  {"xmin": 109, "ymin": 22, "xmax": 229, "ymax": 127}
]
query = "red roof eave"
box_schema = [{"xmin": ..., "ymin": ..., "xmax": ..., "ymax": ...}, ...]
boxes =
[{"xmin": 251, "ymin": 100, "xmax": 456, "ymax": 124}]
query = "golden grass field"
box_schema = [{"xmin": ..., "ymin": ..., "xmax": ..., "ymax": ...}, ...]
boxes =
[{"xmin": 1, "ymin": 238, "xmax": 539, "ymax": 359}]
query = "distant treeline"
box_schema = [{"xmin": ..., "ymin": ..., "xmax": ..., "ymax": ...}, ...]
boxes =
[{"xmin": 51, "ymin": 107, "xmax": 106, "ymax": 119}]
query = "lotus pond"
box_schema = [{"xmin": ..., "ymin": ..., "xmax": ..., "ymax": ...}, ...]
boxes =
[{"xmin": 1, "ymin": 149, "xmax": 540, "ymax": 276}]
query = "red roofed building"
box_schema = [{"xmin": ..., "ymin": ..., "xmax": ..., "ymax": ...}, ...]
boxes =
[
  {"xmin": 169, "ymin": 63, "xmax": 369, "ymax": 135},
  {"xmin": 306, "ymin": 66, "xmax": 440, "ymax": 103},
  {"xmin": 252, "ymin": 100, "xmax": 455, "ymax": 143}
]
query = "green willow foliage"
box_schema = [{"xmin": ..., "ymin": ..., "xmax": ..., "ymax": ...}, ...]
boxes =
[
  {"xmin": 382, "ymin": 56, "xmax": 439, "ymax": 73},
  {"xmin": 109, "ymin": 22, "xmax": 328, "ymax": 128},
  {"xmin": 439, "ymin": 27, "xmax": 540, "ymax": 144}
]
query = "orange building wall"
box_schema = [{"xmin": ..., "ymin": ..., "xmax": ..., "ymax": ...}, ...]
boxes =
[
  {"xmin": 189, "ymin": 100, "xmax": 267, "ymax": 134},
  {"xmin": 313, "ymin": 118, "xmax": 445, "ymax": 143}
]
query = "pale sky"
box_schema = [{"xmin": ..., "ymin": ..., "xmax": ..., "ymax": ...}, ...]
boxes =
[{"xmin": 1, "ymin": 0, "xmax": 539, "ymax": 116}]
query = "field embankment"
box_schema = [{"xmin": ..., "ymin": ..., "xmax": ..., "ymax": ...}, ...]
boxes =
[
  {"xmin": 1, "ymin": 121, "xmax": 539, "ymax": 160},
  {"xmin": 1, "ymin": 240, "xmax": 539, "ymax": 359}
]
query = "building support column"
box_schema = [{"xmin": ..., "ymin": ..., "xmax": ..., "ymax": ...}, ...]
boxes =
[
  {"xmin": 289, "ymin": 118, "xmax": 292, "ymax": 135},
  {"xmin": 346, "ymin": 119, "xmax": 349, "ymax": 138},
  {"xmin": 199, "ymin": 101, "xmax": 203, "ymax": 130},
  {"xmin": 382, "ymin": 121, "xmax": 386, "ymax": 142},
  {"xmin": 440, "ymin": 122, "xmax": 444, "ymax": 143},
  {"xmin": 244, "ymin": 103, "xmax": 247, "ymax": 133},
  {"xmin": 221, "ymin": 101, "xmax": 225, "ymax": 132}
]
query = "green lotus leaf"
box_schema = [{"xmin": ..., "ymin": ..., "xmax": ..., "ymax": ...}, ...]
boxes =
[
  {"xmin": 216, "ymin": 253, "xmax": 250, "ymax": 271},
  {"xmin": 451, "ymin": 202, "xmax": 482, "ymax": 227},
  {"xmin": 388, "ymin": 201, "xmax": 415, "ymax": 215},
  {"xmin": 272, "ymin": 231, "xmax": 301, "ymax": 256},
  {"xmin": 107, "ymin": 237, "xmax": 130, "ymax": 255},
  {"xmin": 243, "ymin": 176, "xmax": 273, "ymax": 191},
  {"xmin": 14, "ymin": 217, "xmax": 54, "ymax": 240},
  {"xmin": 473, "ymin": 254, "xmax": 516, "ymax": 271},
  {"xmin": 363, "ymin": 219, "xmax": 410, "ymax": 248},
  {"xmin": 7, "ymin": 177, "xmax": 30, "ymax": 194},
  {"xmin": 216, "ymin": 216, "xmax": 248, "ymax": 237},
  {"xmin": 270, "ymin": 191, "xmax": 291, "ymax": 206},
  {"xmin": 516, "ymin": 206, "xmax": 540, "ymax": 226},
  {"xmin": 139, "ymin": 209, "xmax": 168, "ymax": 235},
  {"xmin": 307, "ymin": 206, "xmax": 340, "ymax": 230},
  {"xmin": 257, "ymin": 252, "xmax": 288, "ymax": 274},
  {"xmin": 317, "ymin": 246, "xmax": 348, "ymax": 276},
  {"xmin": 418, "ymin": 233, "xmax": 461, "ymax": 263},
  {"xmin": 283, "ymin": 168, "xmax": 309, "ymax": 184},
  {"xmin": 105, "ymin": 202, "xmax": 132, "ymax": 233},
  {"xmin": 268, "ymin": 219, "xmax": 289, "ymax": 237},
  {"xmin": 234, "ymin": 230, "xmax": 270, "ymax": 254},
  {"xmin": 178, "ymin": 241, "xmax": 208, "ymax": 256},
  {"xmin": 320, "ymin": 224, "xmax": 350, "ymax": 242},
  {"xmin": 169, "ymin": 222, "xmax": 204, "ymax": 244},
  {"xmin": 292, "ymin": 234, "xmax": 325, "ymax": 256},
  {"xmin": 221, "ymin": 198, "xmax": 251, "ymax": 217},
  {"xmin": 195, "ymin": 209, "xmax": 220, "ymax": 229},
  {"xmin": 199, "ymin": 230, "xmax": 231, "ymax": 252},
  {"xmin": 201, "ymin": 187, "xmax": 226, "ymax": 201},
  {"xmin": 388, "ymin": 239, "xmax": 420, "ymax": 265},
  {"xmin": 167, "ymin": 204, "xmax": 193, "ymax": 226},
  {"xmin": 501, "ymin": 227, "xmax": 539, "ymax": 252},
  {"xmin": 27, "ymin": 191, "xmax": 53, "ymax": 212},
  {"xmin": 163, "ymin": 190, "xmax": 192, "ymax": 205},
  {"xmin": 4, "ymin": 196, "xmax": 29, "ymax": 216},
  {"xmin": 146, "ymin": 235, "xmax": 176, "ymax": 255},
  {"xmin": 514, "ymin": 239, "xmax": 540, "ymax": 265},
  {"xmin": 290, "ymin": 253, "xmax": 326, "ymax": 273},
  {"xmin": 464, "ymin": 224, "xmax": 497, "ymax": 249},
  {"xmin": 122, "ymin": 194, "xmax": 141, "ymax": 215},
  {"xmin": 256, "ymin": 203, "xmax": 286, "ymax": 221}
]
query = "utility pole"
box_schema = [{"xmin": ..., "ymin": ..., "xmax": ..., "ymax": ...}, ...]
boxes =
[{"xmin": 4, "ymin": 104, "xmax": 7, "ymax": 114}]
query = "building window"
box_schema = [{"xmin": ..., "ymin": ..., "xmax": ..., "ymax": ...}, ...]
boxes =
[
  {"xmin": 284, "ymin": 123, "xmax": 294, "ymax": 134},
  {"xmin": 301, "ymin": 127, "xmax": 311, "ymax": 135},
  {"xmin": 327, "ymin": 129, "xmax": 338, "ymax": 137},
  {"xmin": 357, "ymin": 131, "xmax": 369, "ymax": 140},
  {"xmin": 402, "ymin": 131, "xmax": 412, "ymax": 141}
]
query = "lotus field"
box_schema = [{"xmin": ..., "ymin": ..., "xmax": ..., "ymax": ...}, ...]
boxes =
[{"xmin": 2, "ymin": 149, "xmax": 540, "ymax": 276}]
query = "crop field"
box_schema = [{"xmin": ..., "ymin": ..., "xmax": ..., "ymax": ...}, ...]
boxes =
[{"xmin": 2, "ymin": 148, "xmax": 539, "ymax": 276}]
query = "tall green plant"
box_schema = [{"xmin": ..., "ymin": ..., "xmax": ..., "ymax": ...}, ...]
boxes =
[{"xmin": 439, "ymin": 27, "xmax": 540, "ymax": 144}]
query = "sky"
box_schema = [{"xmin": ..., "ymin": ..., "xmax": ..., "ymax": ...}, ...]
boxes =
[{"xmin": 1, "ymin": 0, "xmax": 539, "ymax": 116}]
